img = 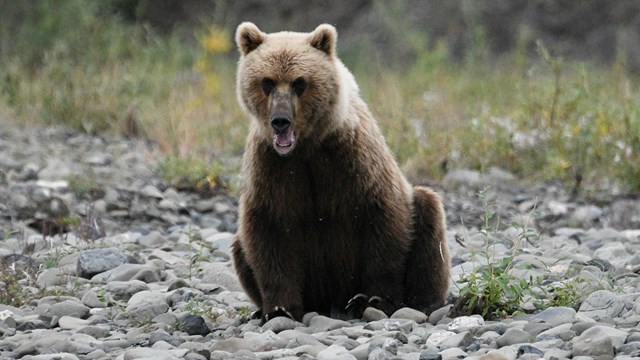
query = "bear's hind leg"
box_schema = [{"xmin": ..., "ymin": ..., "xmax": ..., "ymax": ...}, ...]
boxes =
[
  {"xmin": 404, "ymin": 186, "xmax": 450, "ymax": 314},
  {"xmin": 231, "ymin": 237, "xmax": 263, "ymax": 315}
]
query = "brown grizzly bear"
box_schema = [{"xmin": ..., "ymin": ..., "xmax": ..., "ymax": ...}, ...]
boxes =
[{"xmin": 231, "ymin": 22, "xmax": 450, "ymax": 322}]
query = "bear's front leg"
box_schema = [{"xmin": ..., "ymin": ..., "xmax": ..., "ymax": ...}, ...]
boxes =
[
  {"xmin": 358, "ymin": 228, "xmax": 410, "ymax": 316},
  {"xmin": 231, "ymin": 236, "xmax": 263, "ymax": 313},
  {"xmin": 242, "ymin": 209, "xmax": 306, "ymax": 322}
]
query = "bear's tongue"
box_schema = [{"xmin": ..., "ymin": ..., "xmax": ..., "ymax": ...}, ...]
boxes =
[{"xmin": 274, "ymin": 130, "xmax": 295, "ymax": 155}]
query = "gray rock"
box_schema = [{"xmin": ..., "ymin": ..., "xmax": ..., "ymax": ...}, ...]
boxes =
[
  {"xmin": 81, "ymin": 289, "xmax": 108, "ymax": 308},
  {"xmin": 572, "ymin": 205, "xmax": 603, "ymax": 223},
  {"xmin": 391, "ymin": 307, "xmax": 428, "ymax": 323},
  {"xmin": 534, "ymin": 323, "xmax": 574, "ymax": 341},
  {"xmin": 523, "ymin": 322, "xmax": 552, "ymax": 337},
  {"xmin": 126, "ymin": 291, "xmax": 169, "ymax": 323},
  {"xmin": 104, "ymin": 279, "xmax": 150, "ymax": 300},
  {"xmin": 495, "ymin": 328, "xmax": 531, "ymax": 347},
  {"xmin": 530, "ymin": 306, "xmax": 576, "ymax": 327},
  {"xmin": 439, "ymin": 331, "xmax": 474, "ymax": 350},
  {"xmin": 49, "ymin": 300, "xmax": 90, "ymax": 319},
  {"xmin": 546, "ymin": 200, "xmax": 569, "ymax": 216},
  {"xmin": 167, "ymin": 278, "xmax": 190, "ymax": 291},
  {"xmin": 77, "ymin": 247, "xmax": 128, "ymax": 279},
  {"xmin": 58, "ymin": 316, "xmax": 90, "ymax": 330},
  {"xmin": 12, "ymin": 332, "xmax": 95, "ymax": 357},
  {"xmin": 123, "ymin": 347, "xmax": 186, "ymax": 360},
  {"xmin": 166, "ymin": 287, "xmax": 199, "ymax": 307},
  {"xmin": 184, "ymin": 353, "xmax": 208, "ymax": 360},
  {"xmin": 418, "ymin": 346, "xmax": 441, "ymax": 360},
  {"xmin": 38, "ymin": 158, "xmax": 74, "ymax": 181},
  {"xmin": 36, "ymin": 268, "xmax": 67, "ymax": 287},
  {"xmin": 131, "ymin": 268, "xmax": 162, "ymax": 283},
  {"xmin": 609, "ymin": 199, "xmax": 640, "ymax": 228},
  {"xmin": 244, "ymin": 329, "xmax": 282, "ymax": 350},
  {"xmin": 181, "ymin": 314, "xmax": 210, "ymax": 336},
  {"xmin": 571, "ymin": 325, "xmax": 628, "ymax": 357},
  {"xmin": 578, "ymin": 290, "xmax": 626, "ymax": 320},
  {"xmin": 426, "ymin": 330, "xmax": 456, "ymax": 347},
  {"xmin": 427, "ymin": 304, "xmax": 451, "ymax": 325},
  {"xmin": 449, "ymin": 315, "xmax": 484, "ymax": 330},
  {"xmin": 438, "ymin": 347, "xmax": 467, "ymax": 359},
  {"xmin": 517, "ymin": 344, "xmax": 544, "ymax": 357},
  {"xmin": 618, "ymin": 341, "xmax": 640, "ymax": 357},
  {"xmin": 316, "ymin": 344, "xmax": 357, "ymax": 360},
  {"xmin": 158, "ymin": 198, "xmax": 179, "ymax": 211},
  {"xmin": 204, "ymin": 232, "xmax": 234, "ymax": 253},
  {"xmin": 77, "ymin": 325, "xmax": 110, "ymax": 339},
  {"xmin": 21, "ymin": 354, "xmax": 80, "ymax": 360},
  {"xmin": 309, "ymin": 315, "xmax": 351, "ymax": 332},
  {"xmin": 364, "ymin": 318, "xmax": 413, "ymax": 333},
  {"xmin": 210, "ymin": 337, "xmax": 254, "ymax": 353},
  {"xmin": 85, "ymin": 152, "xmax": 112, "ymax": 166},
  {"xmin": 262, "ymin": 316, "xmax": 299, "ymax": 333},
  {"xmin": 139, "ymin": 231, "xmax": 168, "ymax": 247},
  {"xmin": 444, "ymin": 169, "xmax": 482, "ymax": 187},
  {"xmin": 363, "ymin": 307, "xmax": 388, "ymax": 322},
  {"xmin": 140, "ymin": 184, "xmax": 164, "ymax": 199},
  {"xmin": 199, "ymin": 263, "xmax": 242, "ymax": 291},
  {"xmin": 149, "ymin": 329, "xmax": 186, "ymax": 347},
  {"xmin": 91, "ymin": 263, "xmax": 157, "ymax": 283}
]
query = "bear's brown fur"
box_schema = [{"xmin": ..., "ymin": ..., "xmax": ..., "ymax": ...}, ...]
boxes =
[{"xmin": 231, "ymin": 22, "xmax": 450, "ymax": 322}]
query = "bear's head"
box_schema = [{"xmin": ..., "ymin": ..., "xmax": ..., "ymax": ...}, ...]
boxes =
[{"xmin": 235, "ymin": 22, "xmax": 346, "ymax": 156}]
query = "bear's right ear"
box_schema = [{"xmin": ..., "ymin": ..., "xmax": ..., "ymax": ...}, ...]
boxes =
[
  {"xmin": 309, "ymin": 24, "xmax": 337, "ymax": 57},
  {"xmin": 236, "ymin": 22, "xmax": 265, "ymax": 56}
]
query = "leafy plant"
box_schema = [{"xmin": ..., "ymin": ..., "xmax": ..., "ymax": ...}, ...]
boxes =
[
  {"xmin": 452, "ymin": 187, "xmax": 602, "ymax": 318},
  {"xmin": 236, "ymin": 306, "xmax": 253, "ymax": 322},
  {"xmin": 541, "ymin": 278, "xmax": 586, "ymax": 309},
  {"xmin": 0, "ymin": 266, "xmax": 34, "ymax": 307},
  {"xmin": 182, "ymin": 224, "xmax": 208, "ymax": 280},
  {"xmin": 158, "ymin": 155, "xmax": 224, "ymax": 193},
  {"xmin": 452, "ymin": 187, "xmax": 539, "ymax": 319},
  {"xmin": 185, "ymin": 298, "xmax": 221, "ymax": 322}
]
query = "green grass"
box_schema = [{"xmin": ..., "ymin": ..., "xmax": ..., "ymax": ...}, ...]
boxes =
[
  {"xmin": 451, "ymin": 188, "xmax": 604, "ymax": 319},
  {"xmin": 0, "ymin": 1, "xmax": 639, "ymax": 193},
  {"xmin": 356, "ymin": 41, "xmax": 640, "ymax": 193}
]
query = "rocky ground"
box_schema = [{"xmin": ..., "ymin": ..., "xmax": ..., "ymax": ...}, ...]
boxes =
[{"xmin": 0, "ymin": 121, "xmax": 639, "ymax": 360}]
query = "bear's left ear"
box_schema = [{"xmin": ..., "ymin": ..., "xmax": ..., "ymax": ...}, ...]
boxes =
[
  {"xmin": 236, "ymin": 22, "xmax": 266, "ymax": 56},
  {"xmin": 309, "ymin": 24, "xmax": 337, "ymax": 57}
]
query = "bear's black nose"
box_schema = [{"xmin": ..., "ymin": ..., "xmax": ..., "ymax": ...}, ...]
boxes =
[{"xmin": 271, "ymin": 116, "xmax": 291, "ymax": 134}]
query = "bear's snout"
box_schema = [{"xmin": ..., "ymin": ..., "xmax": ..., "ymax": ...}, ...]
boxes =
[{"xmin": 270, "ymin": 116, "xmax": 291, "ymax": 134}]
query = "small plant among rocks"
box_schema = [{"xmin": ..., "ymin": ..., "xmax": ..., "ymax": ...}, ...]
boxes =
[
  {"xmin": 236, "ymin": 306, "xmax": 254, "ymax": 322},
  {"xmin": 159, "ymin": 156, "xmax": 227, "ymax": 194},
  {"xmin": 183, "ymin": 225, "xmax": 208, "ymax": 280},
  {"xmin": 452, "ymin": 187, "xmax": 587, "ymax": 319},
  {"xmin": 452, "ymin": 187, "xmax": 535, "ymax": 319},
  {"xmin": 0, "ymin": 264, "xmax": 35, "ymax": 307},
  {"xmin": 185, "ymin": 298, "xmax": 222, "ymax": 322}
]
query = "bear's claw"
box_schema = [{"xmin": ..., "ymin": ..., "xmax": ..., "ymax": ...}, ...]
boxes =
[
  {"xmin": 346, "ymin": 294, "xmax": 393, "ymax": 318},
  {"xmin": 264, "ymin": 306, "xmax": 294, "ymax": 323},
  {"xmin": 251, "ymin": 309, "xmax": 263, "ymax": 320},
  {"xmin": 345, "ymin": 293, "xmax": 368, "ymax": 315}
]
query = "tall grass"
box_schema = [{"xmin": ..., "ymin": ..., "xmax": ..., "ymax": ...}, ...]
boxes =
[
  {"xmin": 1, "ymin": 2, "xmax": 638, "ymax": 193},
  {"xmin": 356, "ymin": 40, "xmax": 640, "ymax": 193}
]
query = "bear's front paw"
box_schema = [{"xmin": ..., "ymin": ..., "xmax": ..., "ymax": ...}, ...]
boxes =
[
  {"xmin": 264, "ymin": 306, "xmax": 295, "ymax": 323},
  {"xmin": 250, "ymin": 309, "xmax": 263, "ymax": 320},
  {"xmin": 345, "ymin": 293, "xmax": 369, "ymax": 318},
  {"xmin": 346, "ymin": 294, "xmax": 397, "ymax": 318}
]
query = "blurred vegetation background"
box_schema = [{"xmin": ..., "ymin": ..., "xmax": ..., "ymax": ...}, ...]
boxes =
[{"xmin": 1, "ymin": 0, "xmax": 639, "ymax": 194}]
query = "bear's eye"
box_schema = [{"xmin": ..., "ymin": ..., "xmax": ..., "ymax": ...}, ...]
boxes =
[
  {"xmin": 261, "ymin": 78, "xmax": 276, "ymax": 96},
  {"xmin": 292, "ymin": 77, "xmax": 307, "ymax": 97}
]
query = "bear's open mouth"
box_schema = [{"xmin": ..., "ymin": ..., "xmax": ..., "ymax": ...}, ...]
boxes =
[{"xmin": 273, "ymin": 129, "xmax": 296, "ymax": 156}]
